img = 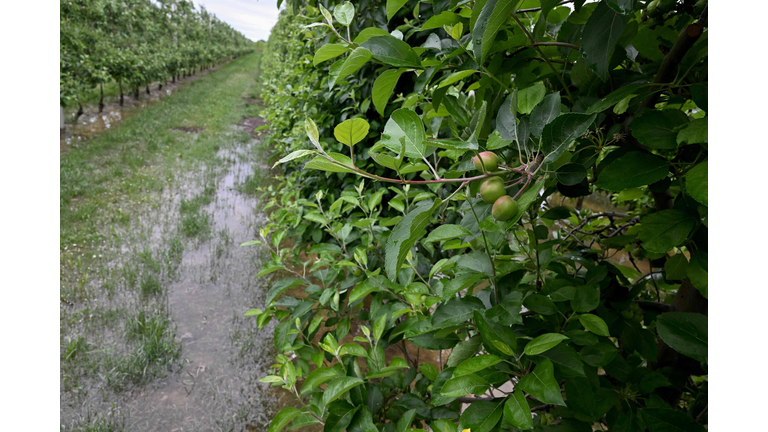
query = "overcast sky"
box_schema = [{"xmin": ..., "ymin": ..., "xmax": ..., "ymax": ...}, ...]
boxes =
[{"xmin": 192, "ymin": 0, "xmax": 282, "ymax": 42}]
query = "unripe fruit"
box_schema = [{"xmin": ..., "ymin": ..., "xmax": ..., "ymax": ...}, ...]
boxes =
[
  {"xmin": 621, "ymin": 309, "xmax": 633, "ymax": 319},
  {"xmin": 492, "ymin": 195, "xmax": 518, "ymax": 221},
  {"xmin": 480, "ymin": 177, "xmax": 506, "ymax": 204},
  {"xmin": 473, "ymin": 151, "xmax": 499, "ymax": 173}
]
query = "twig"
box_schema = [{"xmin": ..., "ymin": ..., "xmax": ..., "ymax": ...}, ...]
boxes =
[{"xmin": 509, "ymin": 13, "xmax": 574, "ymax": 101}]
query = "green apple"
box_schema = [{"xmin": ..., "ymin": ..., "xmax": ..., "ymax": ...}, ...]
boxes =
[
  {"xmin": 480, "ymin": 177, "xmax": 506, "ymax": 204},
  {"xmin": 492, "ymin": 195, "xmax": 518, "ymax": 221},
  {"xmin": 473, "ymin": 151, "xmax": 499, "ymax": 173}
]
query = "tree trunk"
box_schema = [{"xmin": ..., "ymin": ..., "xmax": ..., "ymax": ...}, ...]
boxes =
[
  {"xmin": 145, "ymin": 85, "xmax": 150, "ymax": 95},
  {"xmin": 98, "ymin": 83, "xmax": 104, "ymax": 113},
  {"xmin": 60, "ymin": 105, "xmax": 65, "ymax": 130},
  {"xmin": 158, "ymin": 82, "xmax": 162, "ymax": 91},
  {"xmin": 75, "ymin": 98, "xmax": 84, "ymax": 122},
  {"xmin": 134, "ymin": 87, "xmax": 139, "ymax": 100},
  {"xmin": 119, "ymin": 78, "xmax": 124, "ymax": 106},
  {"xmin": 172, "ymin": 75, "xmax": 176, "ymax": 83}
]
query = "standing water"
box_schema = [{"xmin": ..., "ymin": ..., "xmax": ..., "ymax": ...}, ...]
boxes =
[{"xmin": 60, "ymin": 106, "xmax": 296, "ymax": 430}]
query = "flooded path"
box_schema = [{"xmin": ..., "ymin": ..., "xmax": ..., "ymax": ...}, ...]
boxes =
[
  {"xmin": 60, "ymin": 54, "xmax": 296, "ymax": 431},
  {"xmin": 61, "ymin": 129, "xmax": 292, "ymax": 431},
  {"xmin": 119, "ymin": 142, "xmax": 291, "ymax": 431}
]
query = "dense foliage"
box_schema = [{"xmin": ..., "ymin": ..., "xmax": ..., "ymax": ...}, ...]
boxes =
[
  {"xmin": 60, "ymin": 0, "xmax": 253, "ymax": 112},
  {"xmin": 255, "ymin": 1, "xmax": 708, "ymax": 431}
]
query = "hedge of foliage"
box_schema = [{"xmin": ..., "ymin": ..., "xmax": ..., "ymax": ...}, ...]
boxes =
[
  {"xmin": 255, "ymin": 1, "xmax": 708, "ymax": 431},
  {"xmin": 60, "ymin": 0, "xmax": 253, "ymax": 112}
]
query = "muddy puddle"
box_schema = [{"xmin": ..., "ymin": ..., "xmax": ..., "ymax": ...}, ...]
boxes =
[{"xmin": 61, "ymin": 126, "xmax": 297, "ymax": 430}]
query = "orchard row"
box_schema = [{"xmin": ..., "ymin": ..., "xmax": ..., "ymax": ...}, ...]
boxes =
[{"xmin": 61, "ymin": 0, "xmax": 253, "ymax": 115}]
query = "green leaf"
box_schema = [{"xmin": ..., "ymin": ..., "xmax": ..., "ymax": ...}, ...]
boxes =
[
  {"xmin": 428, "ymin": 138, "xmax": 479, "ymax": 151},
  {"xmin": 580, "ymin": 1, "xmax": 629, "ymax": 81},
  {"xmin": 440, "ymin": 373, "xmax": 490, "ymax": 397},
  {"xmin": 578, "ymin": 314, "xmax": 610, "ymax": 337},
  {"xmin": 380, "ymin": 108, "xmax": 429, "ymax": 158},
  {"xmin": 334, "ymin": 47, "xmax": 373, "ymax": 85},
  {"xmin": 424, "ymin": 224, "xmax": 472, "ymax": 243},
  {"xmin": 288, "ymin": 413, "xmax": 322, "ymax": 430},
  {"xmin": 664, "ymin": 254, "xmax": 689, "ymax": 280},
  {"xmin": 541, "ymin": 113, "xmax": 597, "ymax": 164},
  {"xmin": 433, "ymin": 297, "xmax": 485, "ymax": 328},
  {"xmin": 454, "ymin": 354, "xmax": 503, "ymax": 377},
  {"xmin": 446, "ymin": 336, "xmax": 483, "ymax": 368},
  {"xmin": 517, "ymin": 82, "xmax": 546, "ymax": 115},
  {"xmin": 539, "ymin": 343, "xmax": 586, "ymax": 377},
  {"xmin": 314, "ymin": 43, "xmax": 349, "ymax": 66},
  {"xmin": 420, "ymin": 363, "xmax": 439, "ymax": 382},
  {"xmin": 333, "ymin": 1, "xmax": 355, "ymax": 26},
  {"xmin": 244, "ymin": 308, "xmax": 263, "ymax": 317},
  {"xmin": 386, "ymin": 0, "xmax": 409, "ymax": 21},
  {"xmin": 304, "ymin": 153, "xmax": 357, "ymax": 173},
  {"xmin": 274, "ymin": 149, "xmax": 316, "ymax": 168},
  {"xmin": 571, "ymin": 285, "xmax": 600, "ymax": 312},
  {"xmin": 373, "ymin": 313, "xmax": 387, "ymax": 342},
  {"xmin": 556, "ymin": 163, "xmax": 587, "ymax": 186},
  {"xmin": 472, "ymin": 0, "xmax": 521, "ymax": 63},
  {"xmin": 322, "ymin": 376, "xmax": 364, "ymax": 407},
  {"xmin": 420, "ymin": 11, "xmax": 461, "ymax": 31},
  {"xmin": 385, "ymin": 200, "xmax": 441, "ymax": 280},
  {"xmin": 530, "ymin": 92, "xmax": 561, "ymax": 137},
  {"xmin": 524, "ymin": 333, "xmax": 569, "ymax": 356},
  {"xmin": 503, "ymin": 389, "xmax": 534, "ymax": 430},
  {"xmin": 587, "ymin": 83, "xmax": 651, "ymax": 114},
  {"xmin": 523, "ymin": 293, "xmax": 558, "ymax": 315},
  {"xmin": 334, "ymin": 118, "xmax": 370, "ymax": 147},
  {"xmin": 630, "ymin": 109, "xmax": 690, "ymax": 149},
  {"xmin": 459, "ymin": 400, "xmax": 504, "ymax": 432},
  {"xmin": 438, "ymin": 70, "xmax": 478, "ymax": 89},
  {"xmin": 268, "ymin": 407, "xmax": 301, "ymax": 432},
  {"xmin": 301, "ymin": 365, "xmax": 344, "ymax": 394},
  {"xmin": 340, "ymin": 343, "xmax": 368, "ymax": 357},
  {"xmin": 685, "ymin": 160, "xmax": 707, "ymax": 206},
  {"xmin": 656, "ymin": 312, "xmax": 707, "ymax": 363},
  {"xmin": 349, "ymin": 281, "xmax": 380, "ymax": 304},
  {"xmin": 677, "ymin": 117, "xmax": 708, "ymax": 145},
  {"xmin": 396, "ymin": 409, "xmax": 417, "ymax": 432},
  {"xmin": 595, "ymin": 152, "xmax": 670, "ymax": 191},
  {"xmin": 353, "ymin": 27, "xmax": 391, "ymax": 44},
  {"xmin": 564, "ymin": 378, "xmax": 595, "ymax": 417},
  {"xmin": 361, "ymin": 35, "xmax": 422, "ymax": 68},
  {"xmin": 372, "ymin": 68, "xmax": 407, "ymax": 116},
  {"xmin": 687, "ymin": 251, "xmax": 708, "ymax": 298},
  {"xmin": 474, "ymin": 310, "xmax": 517, "ymax": 357},
  {"xmin": 639, "ymin": 408, "xmax": 706, "ymax": 432},
  {"xmin": 266, "ymin": 278, "xmax": 303, "ymax": 307},
  {"xmin": 639, "ymin": 210, "xmax": 697, "ymax": 253},
  {"xmin": 517, "ymin": 359, "xmax": 566, "ymax": 406},
  {"xmin": 496, "ymin": 90, "xmax": 518, "ymax": 142},
  {"xmin": 605, "ymin": 0, "xmax": 636, "ymax": 14},
  {"xmin": 304, "ymin": 118, "xmax": 324, "ymax": 152},
  {"xmin": 579, "ymin": 343, "xmax": 618, "ymax": 367}
]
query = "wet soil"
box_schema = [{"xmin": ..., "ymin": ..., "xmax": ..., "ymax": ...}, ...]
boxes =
[{"xmin": 60, "ymin": 113, "xmax": 297, "ymax": 430}]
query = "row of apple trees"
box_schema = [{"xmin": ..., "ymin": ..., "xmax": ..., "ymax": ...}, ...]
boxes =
[
  {"xmin": 253, "ymin": 1, "xmax": 707, "ymax": 431},
  {"xmin": 60, "ymin": 0, "xmax": 253, "ymax": 115}
]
